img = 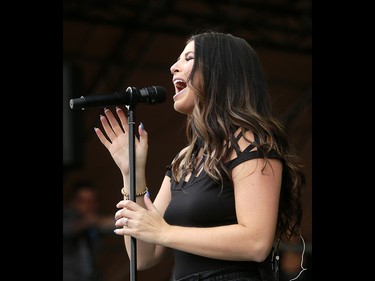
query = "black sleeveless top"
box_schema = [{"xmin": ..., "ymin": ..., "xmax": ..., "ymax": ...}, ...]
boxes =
[{"xmin": 163, "ymin": 133, "xmax": 282, "ymax": 280}]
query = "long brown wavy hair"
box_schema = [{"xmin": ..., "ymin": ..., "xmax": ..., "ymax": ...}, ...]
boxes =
[{"xmin": 170, "ymin": 31, "xmax": 305, "ymax": 243}]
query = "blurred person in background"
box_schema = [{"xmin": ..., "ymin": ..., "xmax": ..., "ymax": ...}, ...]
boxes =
[{"xmin": 63, "ymin": 181, "xmax": 113, "ymax": 281}]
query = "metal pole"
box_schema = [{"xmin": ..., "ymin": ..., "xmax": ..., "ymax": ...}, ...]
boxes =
[{"xmin": 128, "ymin": 105, "xmax": 137, "ymax": 281}]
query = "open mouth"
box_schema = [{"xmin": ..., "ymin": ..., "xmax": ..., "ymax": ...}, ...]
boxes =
[{"xmin": 173, "ymin": 79, "xmax": 187, "ymax": 93}]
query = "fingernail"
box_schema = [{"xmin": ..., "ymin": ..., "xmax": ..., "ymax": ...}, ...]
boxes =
[{"xmin": 140, "ymin": 122, "xmax": 145, "ymax": 130}]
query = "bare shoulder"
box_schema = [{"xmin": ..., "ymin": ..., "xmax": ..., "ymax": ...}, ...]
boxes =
[
  {"xmin": 231, "ymin": 128, "xmax": 256, "ymax": 154},
  {"xmin": 232, "ymin": 128, "xmax": 282, "ymax": 176}
]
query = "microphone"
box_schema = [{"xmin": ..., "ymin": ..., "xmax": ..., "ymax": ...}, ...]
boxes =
[{"xmin": 69, "ymin": 86, "xmax": 167, "ymax": 110}]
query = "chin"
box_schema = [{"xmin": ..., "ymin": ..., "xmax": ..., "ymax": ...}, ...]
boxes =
[{"xmin": 173, "ymin": 103, "xmax": 193, "ymax": 115}]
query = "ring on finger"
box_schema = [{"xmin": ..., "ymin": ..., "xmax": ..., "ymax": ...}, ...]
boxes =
[{"xmin": 124, "ymin": 217, "xmax": 129, "ymax": 227}]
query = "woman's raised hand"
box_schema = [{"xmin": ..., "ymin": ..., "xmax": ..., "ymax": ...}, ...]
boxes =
[{"xmin": 94, "ymin": 107, "xmax": 148, "ymax": 177}]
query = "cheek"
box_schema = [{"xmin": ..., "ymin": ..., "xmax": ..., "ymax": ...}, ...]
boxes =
[
  {"xmin": 186, "ymin": 88, "xmax": 196, "ymax": 105},
  {"xmin": 186, "ymin": 62, "xmax": 194, "ymax": 73}
]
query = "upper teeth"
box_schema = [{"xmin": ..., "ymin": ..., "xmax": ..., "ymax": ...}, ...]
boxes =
[{"xmin": 174, "ymin": 79, "xmax": 184, "ymax": 85}]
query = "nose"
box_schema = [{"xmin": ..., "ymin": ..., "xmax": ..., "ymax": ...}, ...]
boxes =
[{"xmin": 170, "ymin": 61, "xmax": 179, "ymax": 74}]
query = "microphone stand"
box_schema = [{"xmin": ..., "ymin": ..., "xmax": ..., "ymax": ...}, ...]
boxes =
[{"xmin": 127, "ymin": 104, "xmax": 137, "ymax": 281}]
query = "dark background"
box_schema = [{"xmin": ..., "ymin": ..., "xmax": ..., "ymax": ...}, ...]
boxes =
[{"xmin": 63, "ymin": 1, "xmax": 312, "ymax": 280}]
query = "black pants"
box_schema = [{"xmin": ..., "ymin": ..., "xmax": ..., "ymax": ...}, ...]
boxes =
[{"xmin": 174, "ymin": 265, "xmax": 263, "ymax": 281}]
